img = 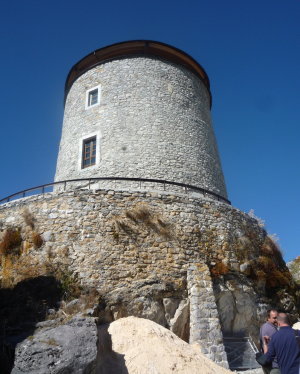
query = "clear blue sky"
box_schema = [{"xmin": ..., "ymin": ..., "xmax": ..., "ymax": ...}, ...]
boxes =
[{"xmin": 0, "ymin": 0, "xmax": 299, "ymax": 261}]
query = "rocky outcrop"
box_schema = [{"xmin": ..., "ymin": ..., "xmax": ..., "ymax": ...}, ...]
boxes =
[
  {"xmin": 214, "ymin": 275, "xmax": 262, "ymax": 339},
  {"xmin": 12, "ymin": 316, "xmax": 97, "ymax": 374},
  {"xmin": 11, "ymin": 313, "xmax": 266, "ymax": 374},
  {"xmin": 12, "ymin": 315, "xmax": 232, "ymax": 374},
  {"xmin": 96, "ymin": 278, "xmax": 189, "ymax": 335},
  {"xmin": 1, "ymin": 189, "xmax": 299, "ymax": 370}
]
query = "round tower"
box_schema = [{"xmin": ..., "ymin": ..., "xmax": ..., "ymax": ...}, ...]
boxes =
[{"xmin": 55, "ymin": 40, "xmax": 228, "ymax": 200}]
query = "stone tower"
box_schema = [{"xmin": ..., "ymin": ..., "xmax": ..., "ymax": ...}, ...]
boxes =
[
  {"xmin": 1, "ymin": 41, "xmax": 299, "ymax": 372},
  {"xmin": 55, "ymin": 40, "xmax": 228, "ymax": 200}
]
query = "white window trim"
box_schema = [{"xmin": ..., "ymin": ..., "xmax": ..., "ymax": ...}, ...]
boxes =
[
  {"xmin": 78, "ymin": 131, "xmax": 101, "ymax": 170},
  {"xmin": 85, "ymin": 85, "xmax": 101, "ymax": 109}
]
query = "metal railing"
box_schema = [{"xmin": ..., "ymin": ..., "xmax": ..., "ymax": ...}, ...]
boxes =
[
  {"xmin": 0, "ymin": 177, "xmax": 231, "ymax": 205},
  {"xmin": 223, "ymin": 336, "xmax": 260, "ymax": 370}
]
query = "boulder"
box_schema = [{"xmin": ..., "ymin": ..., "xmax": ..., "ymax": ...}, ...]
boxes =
[
  {"xmin": 12, "ymin": 316, "xmax": 97, "ymax": 374},
  {"xmin": 96, "ymin": 316, "xmax": 231, "ymax": 374}
]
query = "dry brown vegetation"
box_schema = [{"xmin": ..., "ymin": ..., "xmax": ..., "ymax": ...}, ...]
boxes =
[
  {"xmin": 209, "ymin": 231, "xmax": 294, "ymax": 293},
  {"xmin": 210, "ymin": 262, "xmax": 229, "ymax": 277},
  {"xmin": 261, "ymin": 235, "xmax": 283, "ymax": 259},
  {"xmin": 1, "ymin": 254, "xmax": 47, "ymax": 288},
  {"xmin": 22, "ymin": 208, "xmax": 36, "ymax": 229},
  {"xmin": 0, "ymin": 235, "xmax": 80, "ymax": 302},
  {"xmin": 248, "ymin": 235, "xmax": 293, "ymax": 289},
  {"xmin": 113, "ymin": 203, "xmax": 174, "ymax": 241},
  {"xmin": 47, "ymin": 288, "xmax": 100, "ymax": 322},
  {"xmin": 0, "ymin": 214, "xmax": 46, "ymax": 288},
  {"xmin": 32, "ymin": 232, "xmax": 43, "ymax": 249},
  {"xmin": 45, "ymin": 263, "xmax": 82, "ymax": 300},
  {"xmin": 0, "ymin": 228, "xmax": 22, "ymax": 257}
]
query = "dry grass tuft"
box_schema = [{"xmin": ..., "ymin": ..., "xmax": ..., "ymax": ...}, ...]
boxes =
[
  {"xmin": 114, "ymin": 203, "xmax": 174, "ymax": 240},
  {"xmin": 0, "ymin": 245, "xmax": 81, "ymax": 301},
  {"xmin": 45, "ymin": 263, "xmax": 82, "ymax": 300},
  {"xmin": 115, "ymin": 219, "xmax": 137, "ymax": 237},
  {"xmin": 251, "ymin": 243, "xmax": 293, "ymax": 289},
  {"xmin": 248, "ymin": 209, "xmax": 265, "ymax": 227},
  {"xmin": 1, "ymin": 254, "xmax": 48, "ymax": 287},
  {"xmin": 32, "ymin": 232, "xmax": 44, "ymax": 249},
  {"xmin": 255, "ymin": 269, "xmax": 266, "ymax": 280},
  {"xmin": 46, "ymin": 288, "xmax": 100, "ymax": 322},
  {"xmin": 261, "ymin": 236, "xmax": 283, "ymax": 259},
  {"xmin": 266, "ymin": 270, "xmax": 292, "ymax": 288},
  {"xmin": 126, "ymin": 205, "xmax": 151, "ymax": 222},
  {"xmin": 22, "ymin": 208, "xmax": 36, "ymax": 229},
  {"xmin": 210, "ymin": 262, "xmax": 229, "ymax": 277},
  {"xmin": 0, "ymin": 228, "xmax": 22, "ymax": 256},
  {"xmin": 257, "ymin": 256, "xmax": 276, "ymax": 272}
]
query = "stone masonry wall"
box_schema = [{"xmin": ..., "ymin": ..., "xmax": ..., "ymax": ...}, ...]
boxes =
[
  {"xmin": 0, "ymin": 189, "xmax": 296, "ymax": 366},
  {"xmin": 0, "ymin": 189, "xmax": 264, "ymax": 292},
  {"xmin": 55, "ymin": 56, "xmax": 227, "ymax": 198}
]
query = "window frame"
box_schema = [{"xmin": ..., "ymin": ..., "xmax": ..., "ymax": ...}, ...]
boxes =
[
  {"xmin": 82, "ymin": 136, "xmax": 97, "ymax": 169},
  {"xmin": 85, "ymin": 85, "xmax": 101, "ymax": 109},
  {"xmin": 78, "ymin": 132, "xmax": 101, "ymax": 170}
]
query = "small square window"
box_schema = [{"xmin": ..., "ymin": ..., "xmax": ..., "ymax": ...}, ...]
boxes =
[
  {"xmin": 85, "ymin": 85, "xmax": 101, "ymax": 109},
  {"xmin": 88, "ymin": 89, "xmax": 98, "ymax": 106},
  {"xmin": 82, "ymin": 137, "xmax": 96, "ymax": 168}
]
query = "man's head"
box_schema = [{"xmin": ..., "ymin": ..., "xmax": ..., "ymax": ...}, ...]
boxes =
[
  {"xmin": 277, "ymin": 312, "xmax": 290, "ymax": 327},
  {"xmin": 267, "ymin": 309, "xmax": 278, "ymax": 325}
]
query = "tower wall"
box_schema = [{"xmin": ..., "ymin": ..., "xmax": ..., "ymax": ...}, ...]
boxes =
[{"xmin": 55, "ymin": 48, "xmax": 227, "ymax": 199}]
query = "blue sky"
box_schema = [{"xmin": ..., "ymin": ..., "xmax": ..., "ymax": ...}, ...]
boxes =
[{"xmin": 0, "ymin": 0, "xmax": 299, "ymax": 261}]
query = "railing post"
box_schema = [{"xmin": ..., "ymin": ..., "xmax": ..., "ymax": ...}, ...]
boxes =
[
  {"xmin": 164, "ymin": 181, "xmax": 166, "ymax": 191},
  {"xmin": 88, "ymin": 179, "xmax": 91, "ymax": 190},
  {"xmin": 23, "ymin": 192, "xmax": 25, "ymax": 198},
  {"xmin": 64, "ymin": 181, "xmax": 66, "ymax": 191},
  {"xmin": 42, "ymin": 186, "xmax": 45, "ymax": 194}
]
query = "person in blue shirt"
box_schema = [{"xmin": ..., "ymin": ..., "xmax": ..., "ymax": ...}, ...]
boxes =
[{"xmin": 263, "ymin": 312, "xmax": 300, "ymax": 374}]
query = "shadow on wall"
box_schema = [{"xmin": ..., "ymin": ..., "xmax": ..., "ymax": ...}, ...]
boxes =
[
  {"xmin": 0, "ymin": 276, "xmax": 63, "ymax": 374},
  {"xmin": 95, "ymin": 324, "xmax": 129, "ymax": 374}
]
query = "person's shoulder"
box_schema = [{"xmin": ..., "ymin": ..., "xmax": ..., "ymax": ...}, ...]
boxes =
[
  {"xmin": 274, "ymin": 326, "xmax": 291, "ymax": 338},
  {"xmin": 261, "ymin": 322, "xmax": 270, "ymax": 328},
  {"xmin": 261, "ymin": 322, "xmax": 277, "ymax": 333}
]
